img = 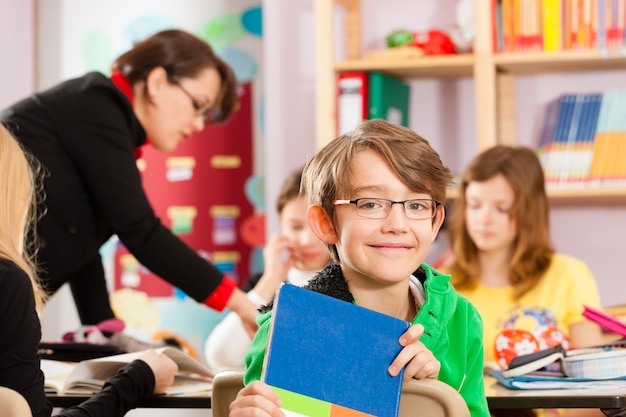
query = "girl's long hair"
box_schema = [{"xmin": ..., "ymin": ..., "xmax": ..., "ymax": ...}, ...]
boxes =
[
  {"xmin": 447, "ymin": 145, "xmax": 554, "ymax": 299},
  {"xmin": 0, "ymin": 124, "xmax": 47, "ymax": 311}
]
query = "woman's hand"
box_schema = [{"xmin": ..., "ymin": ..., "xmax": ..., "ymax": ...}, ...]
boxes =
[
  {"xmin": 137, "ymin": 349, "xmax": 179, "ymax": 394},
  {"xmin": 229, "ymin": 380, "xmax": 284, "ymax": 417},
  {"xmin": 388, "ymin": 324, "xmax": 441, "ymax": 383},
  {"xmin": 228, "ymin": 289, "xmax": 259, "ymax": 338}
]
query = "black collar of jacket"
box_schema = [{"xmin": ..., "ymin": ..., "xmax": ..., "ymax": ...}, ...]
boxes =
[{"xmin": 259, "ymin": 263, "xmax": 427, "ymax": 314}]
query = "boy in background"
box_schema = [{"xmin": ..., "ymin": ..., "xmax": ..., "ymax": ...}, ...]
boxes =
[{"xmin": 204, "ymin": 167, "xmax": 330, "ymax": 371}]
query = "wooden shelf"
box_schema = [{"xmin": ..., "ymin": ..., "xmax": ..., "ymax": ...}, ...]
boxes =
[
  {"xmin": 547, "ymin": 187, "xmax": 626, "ymax": 204},
  {"xmin": 334, "ymin": 54, "xmax": 475, "ymax": 79},
  {"xmin": 333, "ymin": 49, "xmax": 626, "ymax": 78},
  {"xmin": 495, "ymin": 50, "xmax": 626, "ymax": 74},
  {"xmin": 446, "ymin": 186, "xmax": 626, "ymax": 204}
]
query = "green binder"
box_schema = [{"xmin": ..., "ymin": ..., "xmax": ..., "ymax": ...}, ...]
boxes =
[{"xmin": 368, "ymin": 72, "xmax": 410, "ymax": 127}]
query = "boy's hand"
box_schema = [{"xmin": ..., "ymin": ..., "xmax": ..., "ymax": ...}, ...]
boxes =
[
  {"xmin": 388, "ymin": 323, "xmax": 441, "ymax": 383},
  {"xmin": 262, "ymin": 234, "xmax": 295, "ymax": 285},
  {"xmin": 229, "ymin": 380, "xmax": 285, "ymax": 417},
  {"xmin": 252, "ymin": 234, "xmax": 295, "ymax": 302}
]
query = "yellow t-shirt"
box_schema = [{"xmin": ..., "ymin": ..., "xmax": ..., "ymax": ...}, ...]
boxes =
[{"xmin": 441, "ymin": 253, "xmax": 601, "ymax": 367}]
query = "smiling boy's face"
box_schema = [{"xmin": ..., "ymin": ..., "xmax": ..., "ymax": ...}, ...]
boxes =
[{"xmin": 327, "ymin": 149, "xmax": 444, "ymax": 288}]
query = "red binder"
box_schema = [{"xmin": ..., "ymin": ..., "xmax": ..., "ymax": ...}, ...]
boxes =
[{"xmin": 337, "ymin": 71, "xmax": 368, "ymax": 135}]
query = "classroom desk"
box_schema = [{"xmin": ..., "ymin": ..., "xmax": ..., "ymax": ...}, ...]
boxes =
[
  {"xmin": 50, "ymin": 378, "xmax": 626, "ymax": 415},
  {"xmin": 47, "ymin": 393, "xmax": 211, "ymax": 409},
  {"xmin": 485, "ymin": 376, "xmax": 626, "ymax": 416}
]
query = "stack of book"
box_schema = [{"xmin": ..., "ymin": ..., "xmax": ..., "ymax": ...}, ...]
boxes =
[
  {"xmin": 491, "ymin": 344, "xmax": 626, "ymax": 390},
  {"xmin": 492, "ymin": 306, "xmax": 626, "ymax": 390},
  {"xmin": 537, "ymin": 89, "xmax": 626, "ymax": 189}
]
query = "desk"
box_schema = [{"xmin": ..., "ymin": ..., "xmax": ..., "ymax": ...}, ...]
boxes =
[
  {"xmin": 47, "ymin": 393, "xmax": 211, "ymax": 409},
  {"xmin": 485, "ymin": 376, "xmax": 626, "ymax": 416},
  {"xmin": 51, "ymin": 378, "xmax": 626, "ymax": 415}
]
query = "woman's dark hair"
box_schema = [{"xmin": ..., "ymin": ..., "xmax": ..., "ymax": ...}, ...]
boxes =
[{"xmin": 113, "ymin": 29, "xmax": 237, "ymax": 123}]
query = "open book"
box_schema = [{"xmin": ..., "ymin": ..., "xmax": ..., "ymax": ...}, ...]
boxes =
[{"xmin": 42, "ymin": 346, "xmax": 213, "ymax": 396}]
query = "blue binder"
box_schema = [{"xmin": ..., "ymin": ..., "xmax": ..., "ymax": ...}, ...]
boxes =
[{"xmin": 261, "ymin": 283, "xmax": 410, "ymax": 417}]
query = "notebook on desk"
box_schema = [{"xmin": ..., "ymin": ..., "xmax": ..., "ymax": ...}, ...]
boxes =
[{"xmin": 261, "ymin": 283, "xmax": 410, "ymax": 417}]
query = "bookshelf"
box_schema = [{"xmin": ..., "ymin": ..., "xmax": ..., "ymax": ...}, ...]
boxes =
[{"xmin": 314, "ymin": 0, "xmax": 626, "ymax": 203}]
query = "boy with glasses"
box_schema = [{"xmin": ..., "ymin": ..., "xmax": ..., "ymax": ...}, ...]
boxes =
[{"xmin": 231, "ymin": 119, "xmax": 490, "ymax": 417}]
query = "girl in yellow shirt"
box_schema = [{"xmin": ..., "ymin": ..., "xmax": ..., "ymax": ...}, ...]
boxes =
[{"xmin": 441, "ymin": 145, "xmax": 604, "ymax": 417}]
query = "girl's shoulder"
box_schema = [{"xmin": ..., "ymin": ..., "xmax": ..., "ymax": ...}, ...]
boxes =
[
  {"xmin": 0, "ymin": 259, "xmax": 34, "ymax": 312},
  {"xmin": 0, "ymin": 258, "xmax": 28, "ymax": 282},
  {"xmin": 546, "ymin": 253, "xmax": 591, "ymax": 278}
]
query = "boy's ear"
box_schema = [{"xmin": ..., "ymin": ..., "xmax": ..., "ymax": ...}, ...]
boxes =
[
  {"xmin": 307, "ymin": 205, "xmax": 338, "ymax": 244},
  {"xmin": 430, "ymin": 205, "xmax": 446, "ymax": 242}
]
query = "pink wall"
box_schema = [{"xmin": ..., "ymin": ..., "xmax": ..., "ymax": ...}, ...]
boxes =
[{"xmin": 0, "ymin": 0, "xmax": 35, "ymax": 109}]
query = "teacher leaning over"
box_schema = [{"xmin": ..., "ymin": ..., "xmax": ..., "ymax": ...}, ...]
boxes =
[{"xmin": 0, "ymin": 29, "xmax": 258, "ymax": 336}]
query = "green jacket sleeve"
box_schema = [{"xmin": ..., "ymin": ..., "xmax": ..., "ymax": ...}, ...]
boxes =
[{"xmin": 243, "ymin": 310, "xmax": 273, "ymax": 385}]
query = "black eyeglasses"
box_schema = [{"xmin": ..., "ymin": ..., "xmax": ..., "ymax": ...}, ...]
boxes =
[
  {"xmin": 333, "ymin": 198, "xmax": 441, "ymax": 220},
  {"xmin": 172, "ymin": 81, "xmax": 210, "ymax": 122}
]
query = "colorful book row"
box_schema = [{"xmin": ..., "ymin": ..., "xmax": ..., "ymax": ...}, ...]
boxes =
[
  {"xmin": 493, "ymin": 0, "xmax": 626, "ymax": 53},
  {"xmin": 538, "ymin": 90, "xmax": 626, "ymax": 189}
]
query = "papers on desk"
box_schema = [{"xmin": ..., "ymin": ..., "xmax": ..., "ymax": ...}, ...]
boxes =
[
  {"xmin": 494, "ymin": 340, "xmax": 626, "ymax": 390},
  {"xmin": 490, "ymin": 370, "xmax": 626, "ymax": 390}
]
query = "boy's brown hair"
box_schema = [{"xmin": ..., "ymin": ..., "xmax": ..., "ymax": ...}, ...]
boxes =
[
  {"xmin": 301, "ymin": 119, "xmax": 453, "ymax": 261},
  {"xmin": 276, "ymin": 167, "xmax": 304, "ymax": 214}
]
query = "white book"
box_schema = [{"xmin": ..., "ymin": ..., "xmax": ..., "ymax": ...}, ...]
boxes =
[{"xmin": 42, "ymin": 347, "xmax": 213, "ymax": 396}]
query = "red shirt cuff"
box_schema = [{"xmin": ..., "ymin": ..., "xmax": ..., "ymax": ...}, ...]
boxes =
[{"xmin": 202, "ymin": 276, "xmax": 237, "ymax": 311}]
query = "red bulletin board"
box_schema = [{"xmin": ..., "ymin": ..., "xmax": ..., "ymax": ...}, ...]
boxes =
[{"xmin": 113, "ymin": 82, "xmax": 256, "ymax": 297}]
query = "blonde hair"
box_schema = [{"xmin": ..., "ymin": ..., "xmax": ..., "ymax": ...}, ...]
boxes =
[
  {"xmin": 0, "ymin": 124, "xmax": 46, "ymax": 311},
  {"xmin": 447, "ymin": 145, "xmax": 554, "ymax": 299},
  {"xmin": 302, "ymin": 119, "xmax": 453, "ymax": 261}
]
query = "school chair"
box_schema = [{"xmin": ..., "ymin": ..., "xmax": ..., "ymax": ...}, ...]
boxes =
[
  {"xmin": 211, "ymin": 368, "xmax": 470, "ymax": 417},
  {"xmin": 212, "ymin": 369, "xmax": 245, "ymax": 417},
  {"xmin": 0, "ymin": 386, "xmax": 33, "ymax": 417}
]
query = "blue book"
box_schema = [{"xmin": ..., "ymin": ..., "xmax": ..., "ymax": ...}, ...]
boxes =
[
  {"xmin": 261, "ymin": 283, "xmax": 410, "ymax": 417},
  {"xmin": 543, "ymin": 94, "xmax": 575, "ymax": 187},
  {"xmin": 575, "ymin": 93, "xmax": 602, "ymax": 183}
]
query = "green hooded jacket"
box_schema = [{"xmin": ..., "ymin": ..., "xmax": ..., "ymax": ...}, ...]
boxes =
[{"xmin": 244, "ymin": 263, "xmax": 489, "ymax": 417}]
